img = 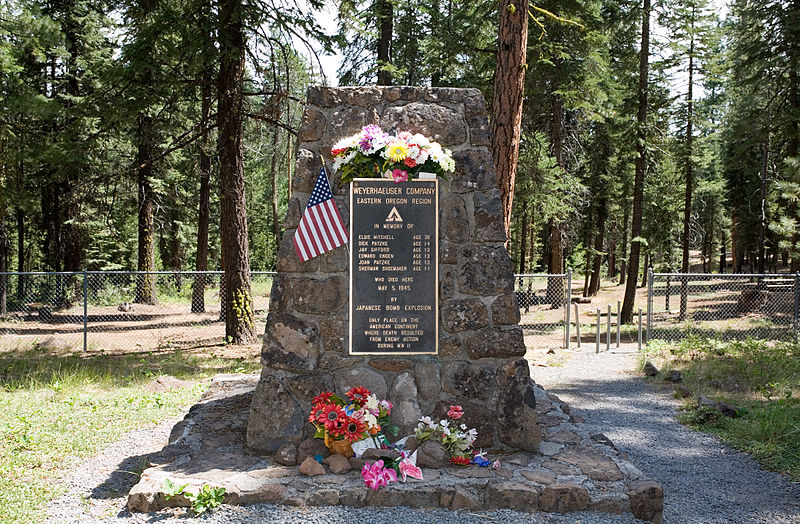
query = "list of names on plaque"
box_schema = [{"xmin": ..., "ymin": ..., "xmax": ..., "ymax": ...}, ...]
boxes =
[{"xmin": 350, "ymin": 179, "xmax": 438, "ymax": 355}]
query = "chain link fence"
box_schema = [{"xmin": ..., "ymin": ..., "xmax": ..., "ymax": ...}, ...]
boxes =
[
  {"xmin": 514, "ymin": 273, "xmax": 570, "ymax": 349},
  {"xmin": 647, "ymin": 272, "xmax": 800, "ymax": 342},
  {"xmin": 0, "ymin": 271, "xmax": 275, "ymax": 352},
  {"xmin": 0, "ymin": 271, "xmax": 574, "ymax": 353}
]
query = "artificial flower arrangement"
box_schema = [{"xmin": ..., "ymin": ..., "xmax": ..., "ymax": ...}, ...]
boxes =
[
  {"xmin": 413, "ymin": 405, "xmax": 479, "ymax": 465},
  {"xmin": 331, "ymin": 124, "xmax": 456, "ymax": 184},
  {"xmin": 308, "ymin": 387, "xmax": 398, "ymax": 453}
]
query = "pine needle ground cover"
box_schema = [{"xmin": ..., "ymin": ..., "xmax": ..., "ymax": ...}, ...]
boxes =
[
  {"xmin": 0, "ymin": 345, "xmax": 260, "ymax": 524},
  {"xmin": 643, "ymin": 337, "xmax": 800, "ymax": 480}
]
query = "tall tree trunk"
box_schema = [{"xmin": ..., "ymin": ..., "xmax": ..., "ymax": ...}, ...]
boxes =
[
  {"xmin": 720, "ymin": 229, "xmax": 726, "ymax": 273},
  {"xmin": 619, "ymin": 185, "xmax": 630, "ymax": 285},
  {"xmin": 376, "ymin": 0, "xmax": 393, "ymax": 85},
  {"xmin": 546, "ymin": 95, "xmax": 566, "ymax": 304},
  {"xmin": 217, "ymin": 0, "xmax": 256, "ymax": 344},
  {"xmin": 519, "ymin": 200, "xmax": 528, "ymax": 274},
  {"xmin": 192, "ymin": 76, "xmax": 213, "ymax": 313},
  {"xmin": 621, "ymin": 0, "xmax": 650, "ymax": 324},
  {"xmin": 789, "ymin": 15, "xmax": 799, "ymax": 272},
  {"xmin": 0, "ymin": 205, "xmax": 7, "ymax": 315},
  {"xmin": 679, "ymin": 17, "xmax": 695, "ymax": 320},
  {"xmin": 270, "ymin": 125, "xmax": 281, "ymax": 241},
  {"xmin": 589, "ymin": 196, "xmax": 606, "ymax": 296},
  {"xmin": 491, "ymin": 0, "xmax": 529, "ymax": 238},
  {"xmin": 16, "ymin": 206, "xmax": 24, "ymax": 300},
  {"xmin": 135, "ymin": 112, "xmax": 158, "ymax": 305},
  {"xmin": 640, "ymin": 252, "xmax": 649, "ymax": 288},
  {"xmin": 758, "ymin": 130, "xmax": 769, "ymax": 274}
]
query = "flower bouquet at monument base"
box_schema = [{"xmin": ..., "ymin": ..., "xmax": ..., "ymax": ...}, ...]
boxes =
[
  {"xmin": 413, "ymin": 405, "xmax": 479, "ymax": 466},
  {"xmin": 308, "ymin": 386, "xmax": 398, "ymax": 458},
  {"xmin": 331, "ymin": 125, "xmax": 456, "ymax": 184}
]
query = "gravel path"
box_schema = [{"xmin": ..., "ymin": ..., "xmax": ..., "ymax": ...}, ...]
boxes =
[
  {"xmin": 45, "ymin": 343, "xmax": 800, "ymax": 523},
  {"xmin": 533, "ymin": 343, "xmax": 800, "ymax": 524}
]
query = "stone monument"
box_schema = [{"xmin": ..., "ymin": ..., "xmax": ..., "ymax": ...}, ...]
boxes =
[{"xmin": 246, "ymin": 86, "xmax": 541, "ymax": 453}]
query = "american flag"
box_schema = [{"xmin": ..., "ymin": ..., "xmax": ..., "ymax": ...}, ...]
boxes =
[{"xmin": 293, "ymin": 166, "xmax": 349, "ymax": 261}]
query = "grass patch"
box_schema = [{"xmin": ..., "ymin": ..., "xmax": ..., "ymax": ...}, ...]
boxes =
[
  {"xmin": 644, "ymin": 337, "xmax": 800, "ymax": 480},
  {"xmin": 0, "ymin": 344, "xmax": 260, "ymax": 524}
]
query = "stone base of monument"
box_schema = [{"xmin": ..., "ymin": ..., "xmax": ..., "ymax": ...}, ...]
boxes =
[{"xmin": 126, "ymin": 374, "xmax": 663, "ymax": 522}]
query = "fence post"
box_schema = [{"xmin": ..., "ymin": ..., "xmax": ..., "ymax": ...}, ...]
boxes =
[
  {"xmin": 794, "ymin": 272, "xmax": 800, "ymax": 334},
  {"xmin": 565, "ymin": 268, "xmax": 572, "ymax": 349},
  {"xmin": 607, "ymin": 303, "xmax": 611, "ymax": 352},
  {"xmin": 574, "ymin": 303, "xmax": 581, "ymax": 348},
  {"xmin": 616, "ymin": 299, "xmax": 621, "ymax": 347},
  {"xmin": 647, "ymin": 268, "xmax": 654, "ymax": 343},
  {"xmin": 596, "ymin": 308, "xmax": 600, "ymax": 354},
  {"xmin": 665, "ymin": 275, "xmax": 670, "ymax": 311},
  {"xmin": 82, "ymin": 269, "xmax": 88, "ymax": 352},
  {"xmin": 638, "ymin": 307, "xmax": 643, "ymax": 351}
]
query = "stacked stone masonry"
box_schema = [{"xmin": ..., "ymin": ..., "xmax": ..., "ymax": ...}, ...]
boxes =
[{"xmin": 247, "ymin": 86, "xmax": 540, "ymax": 453}]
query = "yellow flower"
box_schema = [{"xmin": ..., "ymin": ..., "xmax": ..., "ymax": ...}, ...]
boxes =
[{"xmin": 384, "ymin": 140, "xmax": 409, "ymax": 162}]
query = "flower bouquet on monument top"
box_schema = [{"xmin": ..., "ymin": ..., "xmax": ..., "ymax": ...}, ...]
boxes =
[
  {"xmin": 331, "ymin": 124, "xmax": 456, "ymax": 184},
  {"xmin": 308, "ymin": 386, "xmax": 398, "ymax": 459},
  {"xmin": 414, "ymin": 405, "xmax": 482, "ymax": 466}
]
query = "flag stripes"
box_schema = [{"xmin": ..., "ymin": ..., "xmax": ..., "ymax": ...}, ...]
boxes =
[{"xmin": 293, "ymin": 166, "xmax": 348, "ymax": 262}]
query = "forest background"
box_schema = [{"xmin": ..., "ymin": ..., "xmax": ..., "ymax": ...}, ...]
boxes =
[{"xmin": 1, "ymin": 0, "xmax": 799, "ymax": 338}]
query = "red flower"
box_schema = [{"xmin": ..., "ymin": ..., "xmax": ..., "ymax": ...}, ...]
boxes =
[
  {"xmin": 346, "ymin": 386, "xmax": 372, "ymax": 405},
  {"xmin": 450, "ymin": 455, "xmax": 471, "ymax": 466},
  {"xmin": 342, "ymin": 417, "xmax": 367, "ymax": 443},
  {"xmin": 403, "ymin": 157, "xmax": 417, "ymax": 168},
  {"xmin": 312, "ymin": 391, "xmax": 333, "ymax": 405},
  {"xmin": 309, "ymin": 403, "xmax": 327, "ymax": 424},
  {"xmin": 321, "ymin": 404, "xmax": 346, "ymax": 431},
  {"xmin": 331, "ymin": 147, "xmax": 347, "ymax": 156},
  {"xmin": 447, "ymin": 405, "xmax": 464, "ymax": 420}
]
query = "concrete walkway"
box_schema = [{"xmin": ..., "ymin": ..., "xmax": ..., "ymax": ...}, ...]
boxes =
[{"xmin": 533, "ymin": 343, "xmax": 800, "ymax": 524}]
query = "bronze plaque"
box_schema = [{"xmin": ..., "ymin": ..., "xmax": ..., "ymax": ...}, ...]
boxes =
[{"xmin": 349, "ymin": 178, "xmax": 438, "ymax": 355}]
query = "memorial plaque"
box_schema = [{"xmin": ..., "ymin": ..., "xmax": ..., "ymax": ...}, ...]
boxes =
[{"xmin": 350, "ymin": 178, "xmax": 438, "ymax": 355}]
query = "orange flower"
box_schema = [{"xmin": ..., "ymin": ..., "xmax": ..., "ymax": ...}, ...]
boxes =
[{"xmin": 343, "ymin": 417, "xmax": 367, "ymax": 442}]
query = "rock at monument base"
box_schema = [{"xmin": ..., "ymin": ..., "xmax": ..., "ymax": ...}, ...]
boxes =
[
  {"xmin": 441, "ymin": 485, "xmax": 482, "ymax": 510},
  {"xmin": 485, "ymin": 481, "xmax": 539, "ymax": 512},
  {"xmin": 538, "ymin": 483, "xmax": 591, "ymax": 513},
  {"xmin": 323, "ymin": 453, "xmax": 352, "ymax": 474},
  {"xmin": 297, "ymin": 438, "xmax": 330, "ymax": 463},
  {"xmin": 246, "ymin": 374, "xmax": 306, "ymax": 453},
  {"xmin": 299, "ymin": 456, "xmax": 326, "ymax": 476},
  {"xmin": 497, "ymin": 359, "xmax": 542, "ymax": 452},
  {"xmin": 416, "ymin": 440, "xmax": 449, "ymax": 469},
  {"xmin": 626, "ymin": 481, "xmax": 664, "ymax": 523},
  {"xmin": 274, "ymin": 443, "xmax": 298, "ymax": 466}
]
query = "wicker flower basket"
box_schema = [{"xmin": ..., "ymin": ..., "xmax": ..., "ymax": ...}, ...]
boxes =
[{"xmin": 324, "ymin": 434, "xmax": 354, "ymax": 459}]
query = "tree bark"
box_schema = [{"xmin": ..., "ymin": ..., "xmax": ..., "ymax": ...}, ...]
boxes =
[
  {"xmin": 0, "ymin": 205, "xmax": 7, "ymax": 315},
  {"xmin": 376, "ymin": 0, "xmax": 393, "ymax": 85},
  {"xmin": 217, "ymin": 0, "xmax": 256, "ymax": 344},
  {"xmin": 619, "ymin": 184, "xmax": 630, "ymax": 285},
  {"xmin": 589, "ymin": 195, "xmax": 606, "ymax": 296},
  {"xmin": 758, "ymin": 130, "xmax": 769, "ymax": 274},
  {"xmin": 679, "ymin": 14, "xmax": 695, "ymax": 320},
  {"xmin": 789, "ymin": 10, "xmax": 799, "ymax": 272},
  {"xmin": 491, "ymin": 0, "xmax": 529, "ymax": 239},
  {"xmin": 621, "ymin": 0, "xmax": 650, "ymax": 324},
  {"xmin": 16, "ymin": 207, "xmax": 24, "ymax": 300},
  {"xmin": 519, "ymin": 200, "xmax": 528, "ymax": 274},
  {"xmin": 192, "ymin": 75, "xmax": 213, "ymax": 313},
  {"xmin": 135, "ymin": 112, "xmax": 158, "ymax": 305}
]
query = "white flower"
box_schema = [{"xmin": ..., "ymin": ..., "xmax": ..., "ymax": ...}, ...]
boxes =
[
  {"xmin": 333, "ymin": 134, "xmax": 359, "ymax": 151},
  {"xmin": 442, "ymin": 427, "xmax": 451, "ymax": 436},
  {"xmin": 365, "ymin": 394, "xmax": 380, "ymax": 412},
  {"xmin": 332, "ymin": 151, "xmax": 356, "ymax": 172},
  {"xmin": 419, "ymin": 416, "xmax": 433, "ymax": 426},
  {"xmin": 460, "ymin": 423, "xmax": 467, "ymax": 430},
  {"xmin": 397, "ymin": 131, "xmax": 413, "ymax": 141},
  {"xmin": 440, "ymin": 420, "xmax": 449, "ymax": 428},
  {"xmin": 364, "ymin": 412, "xmax": 379, "ymax": 429},
  {"xmin": 411, "ymin": 133, "xmax": 431, "ymax": 147}
]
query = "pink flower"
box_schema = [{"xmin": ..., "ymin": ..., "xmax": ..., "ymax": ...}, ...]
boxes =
[
  {"xmin": 447, "ymin": 405, "xmax": 464, "ymax": 420},
  {"xmin": 361, "ymin": 460, "xmax": 397, "ymax": 490},
  {"xmin": 398, "ymin": 459, "xmax": 423, "ymax": 482},
  {"xmin": 392, "ymin": 169, "xmax": 408, "ymax": 183},
  {"xmin": 492, "ymin": 459, "xmax": 501, "ymax": 470}
]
